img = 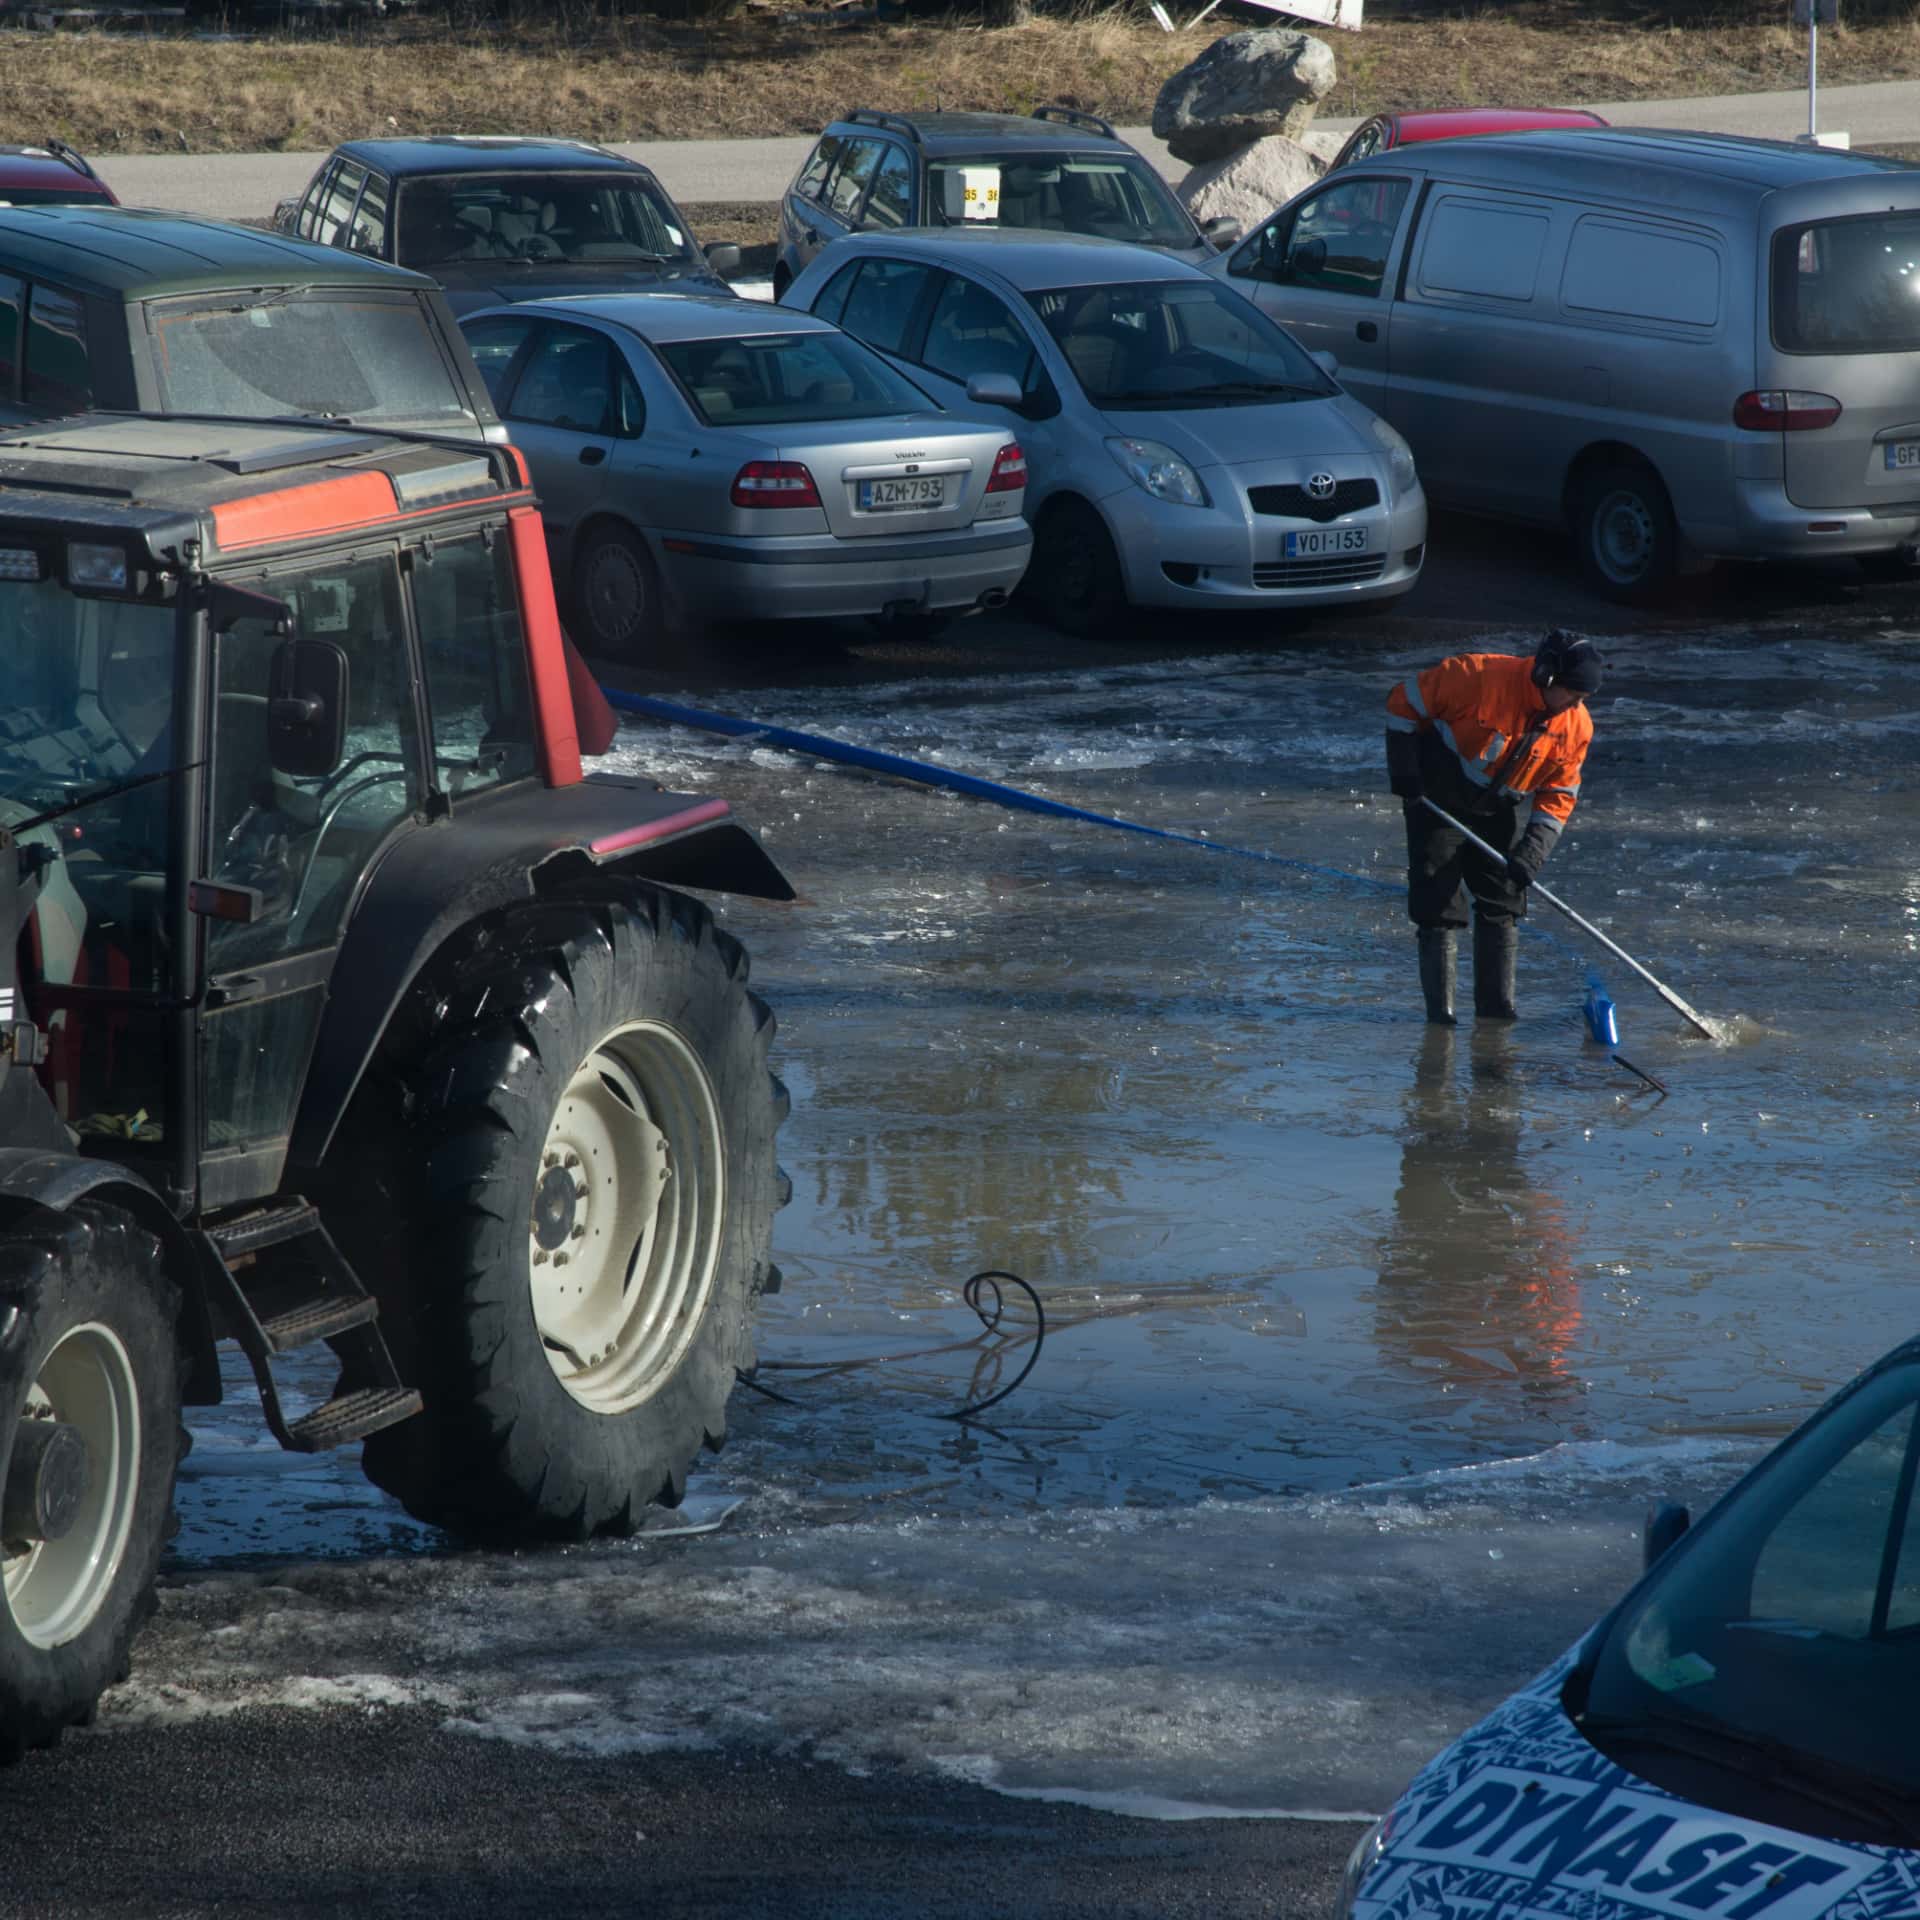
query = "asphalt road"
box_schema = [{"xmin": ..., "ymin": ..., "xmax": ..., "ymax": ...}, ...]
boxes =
[{"xmin": 96, "ymin": 77, "xmax": 1920, "ymax": 217}]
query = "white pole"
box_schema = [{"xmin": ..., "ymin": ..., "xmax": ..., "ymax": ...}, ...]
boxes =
[{"xmin": 1810, "ymin": 11, "xmax": 1819, "ymax": 139}]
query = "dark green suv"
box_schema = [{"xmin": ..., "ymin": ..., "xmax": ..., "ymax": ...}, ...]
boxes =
[{"xmin": 0, "ymin": 205, "xmax": 497, "ymax": 437}]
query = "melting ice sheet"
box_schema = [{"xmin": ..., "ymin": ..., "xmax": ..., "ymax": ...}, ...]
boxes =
[{"xmin": 146, "ymin": 1438, "xmax": 1755, "ymax": 1819}]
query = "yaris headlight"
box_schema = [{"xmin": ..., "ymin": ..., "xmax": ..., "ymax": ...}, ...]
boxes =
[
  {"xmin": 1368, "ymin": 415, "xmax": 1418, "ymax": 497},
  {"xmin": 1333, "ymin": 1816, "xmax": 1387, "ymax": 1918},
  {"xmin": 1105, "ymin": 436, "xmax": 1210, "ymax": 509}
]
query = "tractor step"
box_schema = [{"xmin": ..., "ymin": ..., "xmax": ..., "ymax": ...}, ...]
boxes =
[
  {"xmin": 286, "ymin": 1386, "xmax": 423, "ymax": 1454},
  {"xmin": 191, "ymin": 1196, "xmax": 420, "ymax": 1455}
]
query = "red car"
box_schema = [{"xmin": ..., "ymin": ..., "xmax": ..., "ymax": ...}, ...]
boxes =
[
  {"xmin": 1327, "ymin": 107, "xmax": 1609, "ymax": 173},
  {"xmin": 0, "ymin": 141, "xmax": 117, "ymax": 208}
]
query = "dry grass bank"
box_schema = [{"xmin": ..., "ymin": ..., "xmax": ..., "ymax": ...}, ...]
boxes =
[{"xmin": 6, "ymin": 3, "xmax": 1920, "ymax": 154}]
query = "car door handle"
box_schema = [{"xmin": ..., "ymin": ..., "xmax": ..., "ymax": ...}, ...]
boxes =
[
  {"xmin": 1356, "ymin": 321, "xmax": 1379, "ymax": 343},
  {"xmin": 579, "ymin": 446, "xmax": 606, "ymax": 467}
]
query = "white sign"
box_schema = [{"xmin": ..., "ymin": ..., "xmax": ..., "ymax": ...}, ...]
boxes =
[
  {"xmin": 1231, "ymin": 0, "xmax": 1364, "ymax": 30},
  {"xmin": 960, "ymin": 167, "xmax": 1001, "ymax": 223}
]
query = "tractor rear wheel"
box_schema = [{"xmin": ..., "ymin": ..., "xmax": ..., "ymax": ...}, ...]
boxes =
[
  {"xmin": 357, "ymin": 889, "xmax": 785, "ymax": 1540},
  {"xmin": 0, "ymin": 1201, "xmax": 178, "ymax": 1763}
]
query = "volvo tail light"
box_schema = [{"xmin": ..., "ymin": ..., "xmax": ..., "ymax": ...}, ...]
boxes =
[
  {"xmin": 730, "ymin": 461, "xmax": 821, "ymax": 508},
  {"xmin": 1733, "ymin": 390, "xmax": 1842, "ymax": 431},
  {"xmin": 986, "ymin": 442, "xmax": 1028, "ymax": 492}
]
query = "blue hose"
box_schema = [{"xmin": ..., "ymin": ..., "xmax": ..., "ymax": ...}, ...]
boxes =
[{"xmin": 602, "ymin": 689, "xmax": 1403, "ymax": 895}]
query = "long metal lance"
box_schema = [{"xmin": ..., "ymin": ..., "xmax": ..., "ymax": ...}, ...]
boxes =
[{"xmin": 1420, "ymin": 797, "xmax": 1721, "ymax": 1041}]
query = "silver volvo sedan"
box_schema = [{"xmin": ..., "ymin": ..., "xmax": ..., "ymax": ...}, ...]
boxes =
[
  {"xmin": 780, "ymin": 230, "xmax": 1427, "ymax": 635},
  {"xmin": 459, "ymin": 292, "xmax": 1032, "ymax": 654}
]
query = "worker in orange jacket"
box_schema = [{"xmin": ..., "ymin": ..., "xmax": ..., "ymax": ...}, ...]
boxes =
[{"xmin": 1384, "ymin": 630, "xmax": 1602, "ymax": 1024}]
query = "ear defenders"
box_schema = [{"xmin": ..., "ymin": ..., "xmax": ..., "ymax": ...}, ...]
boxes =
[{"xmin": 1532, "ymin": 628, "xmax": 1604, "ymax": 695}]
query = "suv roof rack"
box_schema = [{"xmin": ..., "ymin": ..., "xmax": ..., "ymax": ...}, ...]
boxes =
[
  {"xmin": 845, "ymin": 110, "xmax": 923, "ymax": 145},
  {"xmin": 43, "ymin": 138, "xmax": 98, "ymax": 182},
  {"xmin": 1030, "ymin": 106, "xmax": 1117, "ymax": 139}
]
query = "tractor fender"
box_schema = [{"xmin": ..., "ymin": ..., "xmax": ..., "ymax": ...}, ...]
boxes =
[
  {"xmin": 0, "ymin": 1150, "xmax": 220, "ymax": 1404},
  {"xmin": 285, "ymin": 772, "xmax": 794, "ymax": 1176}
]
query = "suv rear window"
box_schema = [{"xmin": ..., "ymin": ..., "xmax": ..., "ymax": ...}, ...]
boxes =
[
  {"xmin": 145, "ymin": 291, "xmax": 475, "ymax": 425},
  {"xmin": 1773, "ymin": 213, "xmax": 1920, "ymax": 354}
]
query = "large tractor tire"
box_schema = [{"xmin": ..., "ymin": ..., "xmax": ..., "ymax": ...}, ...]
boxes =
[
  {"xmin": 0, "ymin": 1201, "xmax": 179, "ymax": 1763},
  {"xmin": 352, "ymin": 888, "xmax": 786, "ymax": 1541}
]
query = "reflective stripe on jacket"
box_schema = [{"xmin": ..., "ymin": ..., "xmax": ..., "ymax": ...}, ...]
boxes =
[{"xmin": 1386, "ymin": 652, "xmax": 1591, "ymax": 835}]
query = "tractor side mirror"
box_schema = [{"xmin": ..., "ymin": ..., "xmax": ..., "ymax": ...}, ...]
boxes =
[
  {"xmin": 267, "ymin": 638, "xmax": 349, "ymax": 778},
  {"xmin": 1643, "ymin": 1500, "xmax": 1691, "ymax": 1572}
]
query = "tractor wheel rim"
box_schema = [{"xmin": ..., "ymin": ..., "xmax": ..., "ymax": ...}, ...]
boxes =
[
  {"xmin": 586, "ymin": 542, "xmax": 645, "ymax": 648},
  {"xmin": 529, "ymin": 1020, "xmax": 725, "ymax": 1416},
  {"xmin": 1593, "ymin": 489, "xmax": 1654, "ymax": 584},
  {"xmin": 2, "ymin": 1323, "xmax": 140, "ymax": 1650}
]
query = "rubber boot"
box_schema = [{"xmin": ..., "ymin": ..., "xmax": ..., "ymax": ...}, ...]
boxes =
[
  {"xmin": 1473, "ymin": 915, "xmax": 1519, "ymax": 1021},
  {"xmin": 1416, "ymin": 928, "xmax": 1457, "ymax": 1027}
]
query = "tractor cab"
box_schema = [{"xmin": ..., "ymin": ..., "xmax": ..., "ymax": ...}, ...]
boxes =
[{"xmin": 0, "ymin": 415, "xmax": 792, "ymax": 1761}]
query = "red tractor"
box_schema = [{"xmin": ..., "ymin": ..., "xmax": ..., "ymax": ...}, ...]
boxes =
[{"xmin": 0, "ymin": 414, "xmax": 790, "ymax": 1756}]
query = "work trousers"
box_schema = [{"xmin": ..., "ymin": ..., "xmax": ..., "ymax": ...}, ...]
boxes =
[{"xmin": 1403, "ymin": 769, "xmax": 1529, "ymax": 931}]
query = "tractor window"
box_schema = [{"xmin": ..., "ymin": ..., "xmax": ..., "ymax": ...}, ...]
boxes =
[
  {"xmin": 206, "ymin": 553, "xmax": 422, "ymax": 969},
  {"xmin": 409, "ymin": 534, "xmax": 537, "ymax": 800}
]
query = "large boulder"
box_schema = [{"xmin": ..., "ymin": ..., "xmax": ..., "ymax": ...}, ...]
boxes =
[
  {"xmin": 1152, "ymin": 29, "xmax": 1337, "ymax": 166},
  {"xmin": 1177, "ymin": 135, "xmax": 1324, "ymax": 240}
]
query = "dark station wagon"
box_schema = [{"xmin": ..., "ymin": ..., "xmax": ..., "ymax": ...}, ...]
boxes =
[
  {"xmin": 272, "ymin": 136, "xmax": 740, "ymax": 315},
  {"xmin": 0, "ymin": 206, "xmax": 495, "ymax": 438},
  {"xmin": 774, "ymin": 109, "xmax": 1227, "ymax": 297}
]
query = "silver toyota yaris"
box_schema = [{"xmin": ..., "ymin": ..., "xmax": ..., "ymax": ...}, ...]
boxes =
[
  {"xmin": 460, "ymin": 291, "xmax": 1031, "ymax": 654},
  {"xmin": 780, "ymin": 230, "xmax": 1427, "ymax": 635}
]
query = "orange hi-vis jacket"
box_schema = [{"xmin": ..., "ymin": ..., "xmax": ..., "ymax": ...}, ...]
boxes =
[{"xmin": 1386, "ymin": 652, "xmax": 1592, "ymax": 845}]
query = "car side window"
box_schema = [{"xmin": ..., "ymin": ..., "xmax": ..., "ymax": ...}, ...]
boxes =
[
  {"xmin": 920, "ymin": 274, "xmax": 1035, "ymax": 389},
  {"xmin": 795, "ymin": 135, "xmax": 841, "ymax": 205},
  {"xmin": 862, "ymin": 145, "xmax": 914, "ymax": 230},
  {"xmin": 295, "ymin": 163, "xmax": 335, "ymax": 240},
  {"xmin": 314, "ymin": 161, "xmax": 367, "ymax": 248},
  {"xmin": 24, "ymin": 285, "xmax": 90, "ymax": 413},
  {"xmin": 827, "ymin": 139, "xmax": 883, "ymax": 222},
  {"xmin": 838, "ymin": 258, "xmax": 935, "ymax": 357},
  {"xmin": 0, "ymin": 273, "xmax": 21, "ymax": 399},
  {"xmin": 462, "ymin": 313, "xmax": 539, "ymax": 410},
  {"xmin": 811, "ymin": 260, "xmax": 862, "ymax": 327},
  {"xmin": 1284, "ymin": 178, "xmax": 1412, "ymax": 297},
  {"xmin": 351, "ymin": 170, "xmax": 390, "ymax": 257},
  {"xmin": 508, "ymin": 325, "xmax": 622, "ymax": 436}
]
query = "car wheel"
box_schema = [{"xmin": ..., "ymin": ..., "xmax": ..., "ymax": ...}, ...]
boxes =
[
  {"xmin": 1030, "ymin": 500, "xmax": 1126, "ymax": 638},
  {"xmin": 1573, "ymin": 461, "xmax": 1678, "ymax": 603},
  {"xmin": 572, "ymin": 522, "xmax": 664, "ymax": 662}
]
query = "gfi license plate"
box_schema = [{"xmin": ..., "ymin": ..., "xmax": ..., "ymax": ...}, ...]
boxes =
[
  {"xmin": 1285, "ymin": 527, "xmax": 1371, "ymax": 557},
  {"xmin": 1886, "ymin": 442, "xmax": 1920, "ymax": 470},
  {"xmin": 859, "ymin": 477, "xmax": 946, "ymax": 510}
]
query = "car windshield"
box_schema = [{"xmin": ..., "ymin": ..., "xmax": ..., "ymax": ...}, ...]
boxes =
[
  {"xmin": 926, "ymin": 153, "xmax": 1193, "ymax": 249},
  {"xmin": 1025, "ymin": 280, "xmax": 1335, "ymax": 410},
  {"xmin": 656, "ymin": 329, "xmax": 938, "ymax": 426},
  {"xmin": 145, "ymin": 291, "xmax": 475, "ymax": 425},
  {"xmin": 1772, "ymin": 212, "xmax": 1920, "ymax": 354},
  {"xmin": 395, "ymin": 172, "xmax": 693, "ymax": 269},
  {"xmin": 1584, "ymin": 1358, "xmax": 1920, "ymax": 1821}
]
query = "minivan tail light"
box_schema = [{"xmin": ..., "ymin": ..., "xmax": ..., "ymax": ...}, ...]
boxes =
[
  {"xmin": 730, "ymin": 461, "xmax": 820, "ymax": 508},
  {"xmin": 986, "ymin": 442, "xmax": 1028, "ymax": 492},
  {"xmin": 1733, "ymin": 390, "xmax": 1843, "ymax": 431}
]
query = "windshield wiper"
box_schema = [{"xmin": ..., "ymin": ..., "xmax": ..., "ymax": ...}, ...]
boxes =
[
  {"xmin": 1579, "ymin": 1710, "xmax": 1920, "ymax": 1843},
  {"xmin": 222, "ymin": 283, "xmax": 316, "ymax": 316},
  {"xmin": 15, "ymin": 761, "xmax": 204, "ymax": 835}
]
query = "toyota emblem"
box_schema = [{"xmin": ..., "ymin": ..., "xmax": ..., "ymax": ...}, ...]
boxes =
[{"xmin": 1306, "ymin": 471, "xmax": 1337, "ymax": 500}]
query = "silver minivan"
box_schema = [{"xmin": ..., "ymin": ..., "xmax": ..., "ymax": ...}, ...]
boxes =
[{"xmin": 1207, "ymin": 130, "xmax": 1920, "ymax": 599}]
